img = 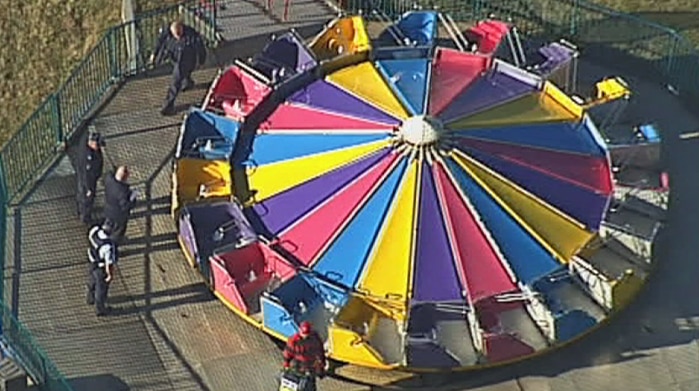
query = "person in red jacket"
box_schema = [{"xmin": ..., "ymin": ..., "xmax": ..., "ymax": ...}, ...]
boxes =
[{"xmin": 282, "ymin": 321, "xmax": 326, "ymax": 390}]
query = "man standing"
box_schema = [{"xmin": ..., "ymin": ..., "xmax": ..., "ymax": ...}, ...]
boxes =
[
  {"xmin": 75, "ymin": 131, "xmax": 104, "ymax": 224},
  {"xmin": 104, "ymin": 166, "xmax": 138, "ymax": 244},
  {"xmin": 149, "ymin": 20, "xmax": 207, "ymax": 116},
  {"xmin": 282, "ymin": 321, "xmax": 326, "ymax": 391},
  {"xmin": 87, "ymin": 221, "xmax": 118, "ymax": 316}
]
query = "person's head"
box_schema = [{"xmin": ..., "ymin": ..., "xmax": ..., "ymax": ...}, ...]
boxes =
[
  {"xmin": 115, "ymin": 166, "xmax": 129, "ymax": 182},
  {"xmin": 170, "ymin": 21, "xmax": 184, "ymax": 40},
  {"xmin": 299, "ymin": 321, "xmax": 313, "ymax": 338},
  {"xmin": 87, "ymin": 132, "xmax": 102, "ymax": 150},
  {"xmin": 101, "ymin": 220, "xmax": 114, "ymax": 235}
]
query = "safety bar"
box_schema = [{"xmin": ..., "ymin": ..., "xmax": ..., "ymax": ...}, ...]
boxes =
[{"xmin": 437, "ymin": 12, "xmax": 466, "ymax": 51}]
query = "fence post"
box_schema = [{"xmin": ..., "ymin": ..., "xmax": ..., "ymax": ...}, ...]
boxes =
[
  {"xmin": 0, "ymin": 155, "xmax": 8, "ymax": 331},
  {"xmin": 108, "ymin": 28, "xmax": 119, "ymax": 81},
  {"xmin": 569, "ymin": 0, "xmax": 578, "ymax": 36},
  {"xmin": 53, "ymin": 94, "xmax": 64, "ymax": 146}
]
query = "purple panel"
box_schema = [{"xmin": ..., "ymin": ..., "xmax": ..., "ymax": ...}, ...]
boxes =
[
  {"xmin": 178, "ymin": 215, "xmax": 198, "ymax": 261},
  {"xmin": 406, "ymin": 343, "xmax": 460, "ymax": 368},
  {"xmin": 437, "ymin": 70, "xmax": 537, "ymax": 123},
  {"xmin": 288, "ymin": 80, "xmax": 401, "ymax": 126},
  {"xmin": 252, "ymin": 149, "xmax": 391, "ymax": 234},
  {"xmin": 463, "ymin": 146, "xmax": 609, "ymax": 230},
  {"xmin": 412, "ymin": 162, "xmax": 463, "ymax": 302},
  {"xmin": 185, "ymin": 202, "xmax": 249, "ymax": 261}
]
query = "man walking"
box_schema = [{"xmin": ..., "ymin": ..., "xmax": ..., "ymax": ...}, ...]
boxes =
[
  {"xmin": 104, "ymin": 166, "xmax": 138, "ymax": 244},
  {"xmin": 149, "ymin": 20, "xmax": 207, "ymax": 116},
  {"xmin": 87, "ymin": 221, "xmax": 118, "ymax": 316},
  {"xmin": 75, "ymin": 131, "xmax": 104, "ymax": 224}
]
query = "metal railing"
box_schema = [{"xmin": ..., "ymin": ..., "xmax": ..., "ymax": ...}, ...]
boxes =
[{"xmin": 0, "ymin": 2, "xmax": 218, "ymax": 390}]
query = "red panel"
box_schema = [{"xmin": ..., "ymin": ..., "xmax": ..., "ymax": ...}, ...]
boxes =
[
  {"xmin": 258, "ymin": 243, "xmax": 297, "ymax": 281},
  {"xmin": 433, "ymin": 160, "xmax": 517, "ymax": 303},
  {"xmin": 260, "ymin": 103, "xmax": 395, "ymax": 132},
  {"xmin": 206, "ymin": 66, "xmax": 272, "ymax": 121},
  {"xmin": 211, "ymin": 258, "xmax": 249, "ymax": 313},
  {"xmin": 482, "ymin": 333, "xmax": 535, "ymax": 363},
  {"xmin": 278, "ymin": 153, "xmax": 400, "ymax": 266},
  {"xmin": 428, "ymin": 49, "xmax": 490, "ymax": 116},
  {"xmin": 465, "ymin": 21, "xmax": 511, "ymax": 55},
  {"xmin": 455, "ymin": 137, "xmax": 613, "ymax": 194}
]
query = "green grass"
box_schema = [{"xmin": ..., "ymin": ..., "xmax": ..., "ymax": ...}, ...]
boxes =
[{"xmin": 0, "ymin": 0, "xmax": 181, "ymax": 148}]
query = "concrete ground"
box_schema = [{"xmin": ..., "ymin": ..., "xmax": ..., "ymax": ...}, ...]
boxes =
[{"xmin": 3, "ymin": 1, "xmax": 699, "ymax": 390}]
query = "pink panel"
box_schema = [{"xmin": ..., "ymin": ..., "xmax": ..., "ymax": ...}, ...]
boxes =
[
  {"xmin": 211, "ymin": 259, "xmax": 249, "ymax": 313},
  {"xmin": 259, "ymin": 243, "xmax": 297, "ymax": 281},
  {"xmin": 456, "ymin": 137, "xmax": 613, "ymax": 194},
  {"xmin": 260, "ymin": 103, "xmax": 395, "ymax": 132},
  {"xmin": 465, "ymin": 21, "xmax": 511, "ymax": 55},
  {"xmin": 278, "ymin": 153, "xmax": 400, "ymax": 266},
  {"xmin": 482, "ymin": 333, "xmax": 535, "ymax": 363},
  {"xmin": 207, "ymin": 66, "xmax": 271, "ymax": 120},
  {"xmin": 433, "ymin": 161, "xmax": 517, "ymax": 303},
  {"xmin": 428, "ymin": 49, "xmax": 490, "ymax": 116}
]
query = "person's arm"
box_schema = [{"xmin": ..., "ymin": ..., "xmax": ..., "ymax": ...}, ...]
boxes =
[
  {"xmin": 195, "ymin": 32, "xmax": 207, "ymax": 66},
  {"xmin": 282, "ymin": 338, "xmax": 296, "ymax": 369},
  {"xmin": 150, "ymin": 26, "xmax": 169, "ymax": 65},
  {"xmin": 102, "ymin": 245, "xmax": 116, "ymax": 282}
]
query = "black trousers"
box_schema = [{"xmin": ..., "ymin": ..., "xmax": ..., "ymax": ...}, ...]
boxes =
[
  {"xmin": 76, "ymin": 182, "xmax": 96, "ymax": 223},
  {"xmin": 163, "ymin": 66, "xmax": 195, "ymax": 110},
  {"xmin": 87, "ymin": 263, "xmax": 111, "ymax": 315}
]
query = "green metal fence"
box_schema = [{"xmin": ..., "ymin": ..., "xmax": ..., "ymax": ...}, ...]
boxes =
[{"xmin": 0, "ymin": 1, "xmax": 218, "ymax": 390}]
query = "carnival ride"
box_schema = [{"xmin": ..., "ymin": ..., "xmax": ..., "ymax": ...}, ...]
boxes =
[{"xmin": 171, "ymin": 11, "xmax": 668, "ymax": 371}]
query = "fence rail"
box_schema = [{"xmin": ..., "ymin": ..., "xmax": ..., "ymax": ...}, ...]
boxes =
[
  {"xmin": 0, "ymin": 0, "xmax": 697, "ymax": 390},
  {"xmin": 0, "ymin": 2, "xmax": 219, "ymax": 390}
]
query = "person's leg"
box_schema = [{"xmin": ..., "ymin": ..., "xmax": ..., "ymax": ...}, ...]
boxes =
[
  {"xmin": 94, "ymin": 268, "xmax": 110, "ymax": 316},
  {"xmin": 182, "ymin": 69, "xmax": 195, "ymax": 92},
  {"xmin": 106, "ymin": 217, "xmax": 127, "ymax": 244},
  {"xmin": 77, "ymin": 182, "xmax": 87, "ymax": 219},
  {"xmin": 162, "ymin": 67, "xmax": 185, "ymax": 115},
  {"xmin": 86, "ymin": 262, "xmax": 96, "ymax": 305},
  {"xmin": 82, "ymin": 187, "xmax": 96, "ymax": 224}
]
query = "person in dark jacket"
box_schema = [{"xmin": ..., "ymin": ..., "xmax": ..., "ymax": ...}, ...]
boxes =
[
  {"xmin": 104, "ymin": 166, "xmax": 138, "ymax": 243},
  {"xmin": 87, "ymin": 221, "xmax": 118, "ymax": 316},
  {"xmin": 75, "ymin": 131, "xmax": 104, "ymax": 224},
  {"xmin": 282, "ymin": 321, "xmax": 326, "ymax": 391},
  {"xmin": 149, "ymin": 20, "xmax": 207, "ymax": 116}
]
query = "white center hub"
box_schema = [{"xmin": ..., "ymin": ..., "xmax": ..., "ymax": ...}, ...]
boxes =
[{"xmin": 398, "ymin": 115, "xmax": 444, "ymax": 146}]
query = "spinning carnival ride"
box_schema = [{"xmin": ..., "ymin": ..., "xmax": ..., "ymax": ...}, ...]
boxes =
[{"xmin": 172, "ymin": 12, "xmax": 663, "ymax": 370}]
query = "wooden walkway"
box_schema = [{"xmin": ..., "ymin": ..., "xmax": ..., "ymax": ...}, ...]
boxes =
[{"xmin": 3, "ymin": 2, "xmax": 699, "ymax": 390}]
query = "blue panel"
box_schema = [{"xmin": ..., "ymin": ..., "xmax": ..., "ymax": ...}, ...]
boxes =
[
  {"xmin": 396, "ymin": 11, "xmax": 438, "ymax": 46},
  {"xmin": 461, "ymin": 146, "xmax": 609, "ymax": 230},
  {"xmin": 377, "ymin": 58, "xmax": 430, "ymax": 115},
  {"xmin": 251, "ymin": 133, "xmax": 388, "ymax": 166},
  {"xmin": 532, "ymin": 277, "xmax": 597, "ymax": 341},
  {"xmin": 454, "ymin": 121, "xmax": 606, "ymax": 157},
  {"xmin": 261, "ymin": 297, "xmax": 299, "ymax": 338},
  {"xmin": 313, "ymin": 158, "xmax": 408, "ymax": 288},
  {"xmin": 445, "ymin": 158, "xmax": 559, "ymax": 285},
  {"xmin": 178, "ymin": 109, "xmax": 241, "ymax": 160}
]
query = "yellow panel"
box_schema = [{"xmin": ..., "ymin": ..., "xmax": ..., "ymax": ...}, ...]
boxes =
[
  {"xmin": 249, "ymin": 139, "xmax": 390, "ymax": 202},
  {"xmin": 327, "ymin": 62, "xmax": 409, "ymax": 120},
  {"xmin": 585, "ymin": 77, "xmax": 631, "ymax": 108},
  {"xmin": 328, "ymin": 326, "xmax": 390, "ymax": 368},
  {"xmin": 543, "ymin": 81, "xmax": 584, "ymax": 119},
  {"xmin": 452, "ymin": 151, "xmax": 593, "ymax": 262},
  {"xmin": 447, "ymin": 88, "xmax": 581, "ymax": 130},
  {"xmin": 358, "ymin": 159, "xmax": 417, "ymax": 306},
  {"xmin": 171, "ymin": 158, "xmax": 232, "ymax": 215},
  {"xmin": 310, "ymin": 16, "xmax": 371, "ymax": 61}
]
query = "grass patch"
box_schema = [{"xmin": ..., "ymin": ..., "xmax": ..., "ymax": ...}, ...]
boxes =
[{"xmin": 0, "ymin": 0, "xmax": 181, "ymax": 148}]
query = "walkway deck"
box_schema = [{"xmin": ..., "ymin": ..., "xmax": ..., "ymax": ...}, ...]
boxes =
[{"xmin": 4, "ymin": 2, "xmax": 699, "ymax": 391}]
